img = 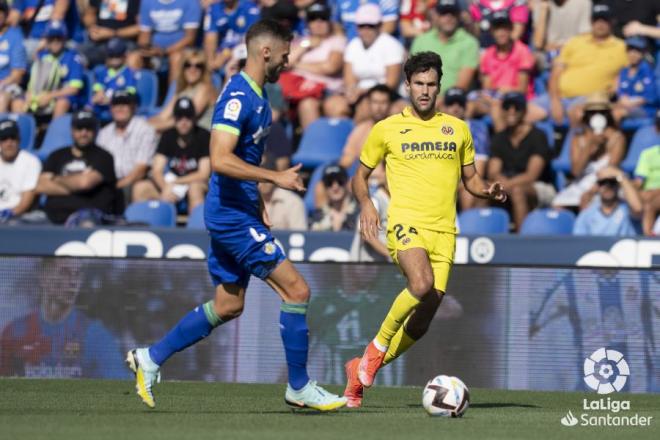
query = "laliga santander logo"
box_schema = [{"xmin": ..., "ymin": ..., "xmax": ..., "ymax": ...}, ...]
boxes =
[{"xmin": 583, "ymin": 348, "xmax": 630, "ymax": 394}]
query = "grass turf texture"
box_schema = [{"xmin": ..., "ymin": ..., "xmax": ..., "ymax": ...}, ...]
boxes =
[{"xmin": 0, "ymin": 379, "xmax": 658, "ymax": 440}]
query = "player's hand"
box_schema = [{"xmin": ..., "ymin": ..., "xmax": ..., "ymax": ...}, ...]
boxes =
[
  {"xmin": 273, "ymin": 163, "xmax": 305, "ymax": 192},
  {"xmin": 483, "ymin": 182, "xmax": 507, "ymax": 203},
  {"xmin": 359, "ymin": 202, "xmax": 381, "ymax": 242}
]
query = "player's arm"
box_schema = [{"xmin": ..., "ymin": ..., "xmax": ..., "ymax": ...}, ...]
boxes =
[
  {"xmin": 352, "ymin": 163, "xmax": 380, "ymax": 241},
  {"xmin": 461, "ymin": 162, "xmax": 507, "ymax": 202}
]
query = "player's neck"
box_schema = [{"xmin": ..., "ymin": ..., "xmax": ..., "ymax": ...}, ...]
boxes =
[
  {"xmin": 242, "ymin": 64, "xmax": 265, "ymax": 90},
  {"xmin": 409, "ymin": 106, "xmax": 436, "ymax": 121}
]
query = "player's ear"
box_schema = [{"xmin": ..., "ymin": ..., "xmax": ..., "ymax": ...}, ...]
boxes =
[
  {"xmin": 404, "ymin": 80, "xmax": 411, "ymax": 94},
  {"xmin": 262, "ymin": 44, "xmax": 271, "ymax": 62}
]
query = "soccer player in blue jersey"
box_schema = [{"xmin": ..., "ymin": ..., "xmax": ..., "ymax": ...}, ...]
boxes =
[{"xmin": 126, "ymin": 19, "xmax": 347, "ymax": 412}]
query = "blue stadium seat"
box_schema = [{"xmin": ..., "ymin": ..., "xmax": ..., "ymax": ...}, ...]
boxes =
[
  {"xmin": 621, "ymin": 125, "xmax": 660, "ymax": 174},
  {"xmin": 135, "ymin": 69, "xmax": 159, "ymax": 114},
  {"xmin": 125, "ymin": 200, "xmax": 177, "ymax": 227},
  {"xmin": 186, "ymin": 203, "xmax": 205, "ymax": 229},
  {"xmin": 38, "ymin": 114, "xmax": 73, "ymax": 161},
  {"xmin": 620, "ymin": 117, "xmax": 653, "ymax": 133},
  {"xmin": 520, "ymin": 208, "xmax": 576, "ymax": 235},
  {"xmin": 292, "ymin": 117, "xmax": 354, "ymax": 169},
  {"xmin": 303, "ymin": 161, "xmax": 332, "ymax": 215},
  {"xmin": 0, "ymin": 112, "xmax": 36, "ymax": 151},
  {"xmin": 551, "ymin": 130, "xmax": 574, "ymax": 189},
  {"xmin": 535, "ymin": 120, "xmax": 555, "ymax": 149},
  {"xmin": 457, "ymin": 208, "xmax": 510, "ymax": 234},
  {"xmin": 84, "ymin": 70, "xmax": 95, "ymax": 104}
]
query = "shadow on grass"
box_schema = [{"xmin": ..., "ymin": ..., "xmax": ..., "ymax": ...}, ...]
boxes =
[{"xmin": 405, "ymin": 402, "xmax": 540, "ymax": 409}]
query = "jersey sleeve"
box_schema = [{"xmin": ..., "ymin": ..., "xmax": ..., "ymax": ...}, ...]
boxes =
[
  {"xmin": 64, "ymin": 53, "xmax": 84, "ymax": 89},
  {"xmin": 360, "ymin": 122, "xmax": 387, "ymax": 169},
  {"xmin": 380, "ymin": 0, "xmax": 399, "ymax": 22},
  {"xmin": 139, "ymin": 0, "xmax": 153, "ymax": 31},
  {"xmin": 9, "ymin": 31, "xmax": 27, "ymax": 71},
  {"xmin": 460, "ymin": 121, "xmax": 475, "ymax": 166},
  {"xmin": 21, "ymin": 154, "xmax": 42, "ymax": 192},
  {"xmin": 211, "ymin": 89, "xmax": 250, "ymax": 136},
  {"xmin": 183, "ymin": 0, "xmax": 202, "ymax": 29}
]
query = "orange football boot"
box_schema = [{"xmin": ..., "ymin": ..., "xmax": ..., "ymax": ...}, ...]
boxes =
[
  {"xmin": 357, "ymin": 342, "xmax": 386, "ymax": 388},
  {"xmin": 343, "ymin": 357, "xmax": 363, "ymax": 408}
]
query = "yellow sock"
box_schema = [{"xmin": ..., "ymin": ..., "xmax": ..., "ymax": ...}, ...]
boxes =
[
  {"xmin": 383, "ymin": 323, "xmax": 417, "ymax": 365},
  {"xmin": 375, "ymin": 288, "xmax": 420, "ymax": 348}
]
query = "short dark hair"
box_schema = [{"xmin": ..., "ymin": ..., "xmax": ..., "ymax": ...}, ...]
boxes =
[
  {"xmin": 403, "ymin": 52, "xmax": 443, "ymax": 83},
  {"xmin": 367, "ymin": 84, "xmax": 395, "ymax": 102},
  {"xmin": 246, "ymin": 19, "xmax": 293, "ymax": 49}
]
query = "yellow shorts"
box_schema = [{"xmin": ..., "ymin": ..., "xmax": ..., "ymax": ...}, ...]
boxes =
[{"xmin": 386, "ymin": 223, "xmax": 455, "ymax": 292}]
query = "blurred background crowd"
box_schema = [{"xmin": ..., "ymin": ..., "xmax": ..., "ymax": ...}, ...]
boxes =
[{"xmin": 0, "ymin": 0, "xmax": 658, "ymax": 244}]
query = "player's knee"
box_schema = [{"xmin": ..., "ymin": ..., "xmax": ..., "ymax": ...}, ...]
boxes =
[
  {"xmin": 510, "ymin": 184, "xmax": 525, "ymax": 200},
  {"xmin": 283, "ymin": 278, "xmax": 310, "ymax": 304},
  {"xmin": 408, "ymin": 275, "xmax": 434, "ymax": 299},
  {"xmin": 214, "ymin": 299, "xmax": 244, "ymax": 321}
]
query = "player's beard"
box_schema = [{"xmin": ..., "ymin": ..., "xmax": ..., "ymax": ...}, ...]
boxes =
[
  {"xmin": 410, "ymin": 94, "xmax": 437, "ymax": 119},
  {"xmin": 265, "ymin": 63, "xmax": 284, "ymax": 83}
]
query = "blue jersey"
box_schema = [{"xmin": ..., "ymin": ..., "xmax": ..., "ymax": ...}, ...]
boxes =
[
  {"xmin": 332, "ymin": 0, "xmax": 400, "ymax": 40},
  {"xmin": 92, "ymin": 65, "xmax": 137, "ymax": 122},
  {"xmin": 205, "ymin": 71, "xmax": 272, "ymax": 227},
  {"xmin": 139, "ymin": 0, "xmax": 201, "ymax": 49},
  {"xmin": 13, "ymin": 0, "xmax": 56, "ymax": 39},
  {"xmin": 617, "ymin": 60, "xmax": 658, "ymax": 117},
  {"xmin": 468, "ymin": 119, "xmax": 490, "ymax": 159},
  {"xmin": 0, "ymin": 26, "xmax": 27, "ymax": 81},
  {"xmin": 573, "ymin": 201, "xmax": 636, "ymax": 237},
  {"xmin": 32, "ymin": 48, "xmax": 85, "ymax": 107},
  {"xmin": 204, "ymin": 0, "xmax": 260, "ymax": 50}
]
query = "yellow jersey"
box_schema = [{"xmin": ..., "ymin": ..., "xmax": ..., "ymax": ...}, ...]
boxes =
[{"xmin": 360, "ymin": 107, "xmax": 474, "ymax": 234}]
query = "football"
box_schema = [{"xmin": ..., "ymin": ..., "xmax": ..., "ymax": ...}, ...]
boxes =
[{"xmin": 422, "ymin": 375, "xmax": 470, "ymax": 417}]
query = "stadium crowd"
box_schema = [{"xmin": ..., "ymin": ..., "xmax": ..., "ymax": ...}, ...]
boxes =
[{"xmin": 0, "ymin": 0, "xmax": 659, "ymax": 240}]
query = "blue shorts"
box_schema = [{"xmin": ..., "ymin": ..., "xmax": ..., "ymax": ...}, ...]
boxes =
[{"xmin": 207, "ymin": 219, "xmax": 286, "ymax": 288}]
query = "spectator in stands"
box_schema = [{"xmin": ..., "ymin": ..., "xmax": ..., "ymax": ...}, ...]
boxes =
[
  {"xmin": 532, "ymin": 0, "xmax": 592, "ymax": 68},
  {"xmin": 333, "ymin": 0, "xmax": 400, "ymax": 40},
  {"xmin": 311, "ymin": 164, "xmax": 358, "ymax": 231},
  {"xmin": 466, "ymin": 0, "xmax": 529, "ymax": 47},
  {"xmin": 150, "ymin": 49, "xmax": 217, "ymax": 132},
  {"xmin": 349, "ymin": 165, "xmax": 389, "ymax": 261},
  {"xmin": 633, "ymin": 132, "xmax": 660, "ymax": 236},
  {"xmin": 12, "ymin": 0, "xmax": 69, "ymax": 60},
  {"xmin": 35, "ymin": 111, "xmax": 118, "ymax": 224},
  {"xmin": 260, "ymin": 0, "xmax": 301, "ymax": 35},
  {"xmin": 80, "ymin": 0, "xmax": 141, "ymax": 68},
  {"xmin": 133, "ymin": 97, "xmax": 210, "ymax": 214},
  {"xmin": 20, "ymin": 21, "xmax": 85, "ymax": 119},
  {"xmin": 553, "ymin": 93, "xmax": 625, "ymax": 208},
  {"xmin": 573, "ymin": 166, "xmax": 642, "ymax": 236},
  {"xmin": 622, "ymin": 12, "xmax": 660, "ymax": 40},
  {"xmin": 399, "ymin": 0, "xmax": 431, "ymax": 46},
  {"xmin": 603, "ymin": 0, "xmax": 660, "ymax": 38},
  {"xmin": 91, "ymin": 38, "xmax": 138, "ymax": 125},
  {"xmin": 442, "ymin": 87, "xmax": 491, "ymax": 210},
  {"xmin": 138, "ymin": 0, "xmax": 201, "ymax": 83},
  {"xmin": 97, "ymin": 91, "xmax": 157, "ymax": 199},
  {"xmin": 0, "ymin": 119, "xmax": 41, "ymax": 223},
  {"xmin": 468, "ymin": 10, "xmax": 534, "ymax": 120},
  {"xmin": 410, "ymin": 0, "xmax": 479, "ymax": 92},
  {"xmin": 527, "ymin": 3, "xmax": 627, "ymax": 125},
  {"xmin": 612, "ymin": 37, "xmax": 658, "ymax": 123},
  {"xmin": 0, "ymin": 1, "xmax": 27, "ymax": 113},
  {"xmin": 258, "ymin": 159, "xmax": 307, "ymax": 230},
  {"xmin": 343, "ymin": 4, "xmax": 404, "ymax": 122},
  {"xmin": 203, "ymin": 0, "xmax": 260, "ymax": 72},
  {"xmin": 487, "ymin": 92, "xmax": 555, "ymax": 231},
  {"xmin": 282, "ymin": 2, "xmax": 348, "ymax": 129}
]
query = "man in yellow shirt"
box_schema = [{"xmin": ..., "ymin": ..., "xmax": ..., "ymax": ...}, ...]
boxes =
[
  {"xmin": 527, "ymin": 3, "xmax": 627, "ymax": 125},
  {"xmin": 343, "ymin": 51, "xmax": 507, "ymax": 408}
]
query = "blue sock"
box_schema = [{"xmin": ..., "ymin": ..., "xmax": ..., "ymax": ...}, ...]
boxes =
[
  {"xmin": 280, "ymin": 302, "xmax": 310, "ymax": 390},
  {"xmin": 149, "ymin": 301, "xmax": 223, "ymax": 366}
]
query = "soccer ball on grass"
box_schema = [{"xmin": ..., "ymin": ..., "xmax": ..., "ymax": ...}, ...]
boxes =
[{"xmin": 422, "ymin": 375, "xmax": 470, "ymax": 417}]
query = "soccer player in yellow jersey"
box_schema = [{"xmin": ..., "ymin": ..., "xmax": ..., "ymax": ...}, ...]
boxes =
[{"xmin": 343, "ymin": 52, "xmax": 507, "ymax": 408}]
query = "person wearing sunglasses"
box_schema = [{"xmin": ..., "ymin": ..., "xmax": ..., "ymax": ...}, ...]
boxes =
[
  {"xmin": 150, "ymin": 49, "xmax": 217, "ymax": 132},
  {"xmin": 35, "ymin": 111, "xmax": 118, "ymax": 224},
  {"xmin": 0, "ymin": 119, "xmax": 41, "ymax": 224},
  {"xmin": 487, "ymin": 91, "xmax": 555, "ymax": 231},
  {"xmin": 573, "ymin": 166, "xmax": 642, "ymax": 236},
  {"xmin": 311, "ymin": 164, "xmax": 358, "ymax": 232}
]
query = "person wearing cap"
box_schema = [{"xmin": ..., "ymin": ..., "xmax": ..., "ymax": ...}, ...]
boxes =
[
  {"xmin": 203, "ymin": 0, "xmax": 260, "ymax": 72},
  {"xmin": 133, "ymin": 97, "xmax": 210, "ymax": 213},
  {"xmin": 0, "ymin": 119, "xmax": 41, "ymax": 223},
  {"xmin": 20, "ymin": 20, "xmax": 85, "ymax": 119},
  {"xmin": 552, "ymin": 93, "xmax": 626, "ymax": 209},
  {"xmin": 487, "ymin": 91, "xmax": 555, "ymax": 231},
  {"xmin": 467, "ymin": 0, "xmax": 530, "ymax": 47},
  {"xmin": 0, "ymin": 1, "xmax": 26, "ymax": 114},
  {"xmin": 91, "ymin": 37, "xmax": 138, "ymax": 125},
  {"xmin": 527, "ymin": 3, "xmax": 627, "ymax": 125},
  {"xmin": 573, "ymin": 166, "xmax": 642, "ymax": 237},
  {"xmin": 12, "ymin": 0, "xmax": 69, "ymax": 60},
  {"xmin": 35, "ymin": 111, "xmax": 118, "ymax": 224},
  {"xmin": 410, "ymin": 0, "xmax": 479, "ymax": 91},
  {"xmin": 612, "ymin": 36, "xmax": 658, "ymax": 123},
  {"xmin": 442, "ymin": 87, "xmax": 490, "ymax": 210},
  {"xmin": 343, "ymin": 3, "xmax": 404, "ymax": 118},
  {"xmin": 79, "ymin": 0, "xmax": 141, "ymax": 68},
  {"xmin": 97, "ymin": 90, "xmax": 157, "ymax": 197},
  {"xmin": 138, "ymin": 0, "xmax": 201, "ymax": 83},
  {"xmin": 333, "ymin": 0, "xmax": 400, "ymax": 41},
  {"xmin": 470, "ymin": 10, "xmax": 534, "ymax": 120},
  {"xmin": 310, "ymin": 164, "xmax": 359, "ymax": 231},
  {"xmin": 280, "ymin": 1, "xmax": 348, "ymax": 129}
]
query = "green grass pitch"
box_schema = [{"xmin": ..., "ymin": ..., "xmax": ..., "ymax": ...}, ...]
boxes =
[{"xmin": 1, "ymin": 379, "xmax": 659, "ymax": 440}]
